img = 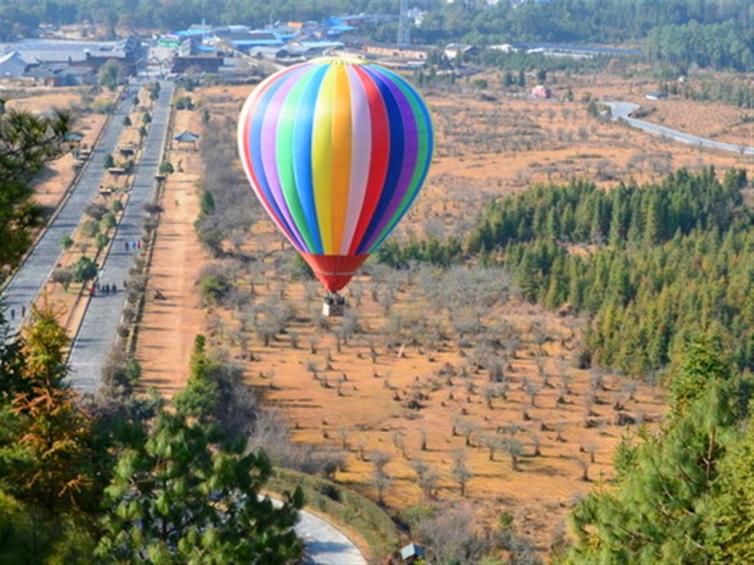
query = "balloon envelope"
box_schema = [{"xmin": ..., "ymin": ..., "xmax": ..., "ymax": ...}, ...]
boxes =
[{"xmin": 238, "ymin": 57, "xmax": 433, "ymax": 291}]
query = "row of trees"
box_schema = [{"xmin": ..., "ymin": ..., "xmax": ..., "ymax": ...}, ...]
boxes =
[
  {"xmin": 0, "ymin": 305, "xmax": 303, "ymax": 562},
  {"xmin": 468, "ymin": 168, "xmax": 745, "ymax": 251},
  {"xmin": 0, "ymin": 0, "xmax": 392, "ymax": 39},
  {"xmin": 658, "ymin": 76, "xmax": 754, "ymax": 109},
  {"xmin": 3, "ymin": 0, "xmax": 750, "ymax": 72}
]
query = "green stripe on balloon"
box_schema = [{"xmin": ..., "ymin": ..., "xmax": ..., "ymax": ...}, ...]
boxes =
[{"xmin": 276, "ymin": 68, "xmax": 317, "ymax": 251}]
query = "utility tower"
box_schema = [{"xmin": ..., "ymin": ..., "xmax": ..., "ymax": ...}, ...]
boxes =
[{"xmin": 397, "ymin": 0, "xmax": 411, "ymax": 46}]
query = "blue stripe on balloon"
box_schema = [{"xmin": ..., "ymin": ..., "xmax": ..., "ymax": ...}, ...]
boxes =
[
  {"xmin": 251, "ymin": 75, "xmax": 301, "ymax": 243},
  {"xmin": 356, "ymin": 66, "xmax": 404, "ymax": 255},
  {"xmin": 291, "ymin": 65, "xmax": 328, "ymax": 254},
  {"xmin": 368, "ymin": 68, "xmax": 435, "ymax": 253}
]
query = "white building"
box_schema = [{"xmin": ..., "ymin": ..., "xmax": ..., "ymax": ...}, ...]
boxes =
[{"xmin": 0, "ymin": 51, "xmax": 30, "ymax": 78}]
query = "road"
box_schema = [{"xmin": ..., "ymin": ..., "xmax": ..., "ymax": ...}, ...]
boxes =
[
  {"xmin": 297, "ymin": 509, "xmax": 367, "ymax": 564},
  {"xmin": 606, "ymin": 101, "xmax": 754, "ymax": 156},
  {"xmin": 1, "ymin": 86, "xmax": 137, "ymax": 333},
  {"xmin": 68, "ymin": 81, "xmax": 175, "ymax": 392},
  {"xmin": 264, "ymin": 498, "xmax": 366, "ymax": 565}
]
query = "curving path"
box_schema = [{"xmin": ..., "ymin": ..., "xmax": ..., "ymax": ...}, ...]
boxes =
[
  {"xmin": 267, "ymin": 498, "xmax": 366, "ymax": 565},
  {"xmin": 605, "ymin": 101, "xmax": 754, "ymax": 156},
  {"xmin": 1, "ymin": 87, "xmax": 137, "ymax": 333}
]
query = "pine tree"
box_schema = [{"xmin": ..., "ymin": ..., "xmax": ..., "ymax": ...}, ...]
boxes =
[
  {"xmin": 7, "ymin": 303, "xmax": 93, "ymax": 512},
  {"xmin": 95, "ymin": 408, "xmax": 303, "ymax": 562}
]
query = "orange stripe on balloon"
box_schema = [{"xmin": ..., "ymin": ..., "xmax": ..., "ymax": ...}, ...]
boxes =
[{"xmin": 330, "ymin": 64, "xmax": 351, "ymax": 253}]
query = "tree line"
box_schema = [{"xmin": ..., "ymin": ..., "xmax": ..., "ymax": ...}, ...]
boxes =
[
  {"xmin": 380, "ymin": 168, "xmax": 753, "ymax": 377},
  {"xmin": 645, "ymin": 20, "xmax": 753, "ymax": 73},
  {"xmin": 3, "ymin": 0, "xmax": 751, "ymax": 72}
]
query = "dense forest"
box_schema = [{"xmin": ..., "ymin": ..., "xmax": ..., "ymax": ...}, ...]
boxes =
[
  {"xmin": 2, "ymin": 0, "xmax": 752, "ymax": 71},
  {"xmin": 380, "ymin": 168, "xmax": 753, "ymax": 377}
]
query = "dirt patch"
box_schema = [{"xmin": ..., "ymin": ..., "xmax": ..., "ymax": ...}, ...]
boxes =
[{"xmin": 136, "ymin": 109, "xmax": 207, "ymax": 396}]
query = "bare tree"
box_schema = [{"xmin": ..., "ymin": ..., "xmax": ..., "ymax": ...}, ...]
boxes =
[
  {"xmin": 481, "ymin": 434, "xmax": 502, "ymax": 461},
  {"xmin": 623, "ymin": 381, "xmax": 638, "ymax": 402},
  {"xmin": 412, "ymin": 459, "xmax": 438, "ymax": 499},
  {"xmin": 504, "ymin": 439, "xmax": 524, "ymax": 471},
  {"xmin": 574, "ymin": 456, "xmax": 591, "ymax": 481},
  {"xmin": 337, "ymin": 427, "xmax": 350, "ymax": 450},
  {"xmin": 451, "ymin": 450, "xmax": 472, "ymax": 497},
  {"xmin": 416, "ymin": 504, "xmax": 494, "ymax": 564},
  {"xmin": 581, "ymin": 442, "xmax": 598, "ymax": 463},
  {"xmin": 524, "ymin": 378, "xmax": 540, "ymax": 407},
  {"xmin": 370, "ymin": 450, "xmax": 392, "ymax": 505},
  {"xmin": 309, "ymin": 333, "xmax": 320, "ymax": 354},
  {"xmin": 392, "ymin": 431, "xmax": 407, "ymax": 458},
  {"xmin": 529, "ymin": 433, "xmax": 542, "ymax": 457},
  {"xmin": 456, "ymin": 420, "xmax": 479, "ymax": 447},
  {"xmin": 419, "ymin": 428, "xmax": 428, "ymax": 451}
]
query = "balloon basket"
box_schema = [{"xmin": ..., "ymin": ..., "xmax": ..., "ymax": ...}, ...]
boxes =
[{"xmin": 322, "ymin": 292, "xmax": 346, "ymax": 317}]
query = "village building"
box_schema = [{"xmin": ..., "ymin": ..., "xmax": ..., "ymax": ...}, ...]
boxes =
[
  {"xmin": 363, "ymin": 42, "xmax": 431, "ymax": 61},
  {"xmin": 444, "ymin": 43, "xmax": 478, "ymax": 60},
  {"xmin": 0, "ymin": 51, "xmax": 30, "ymax": 78}
]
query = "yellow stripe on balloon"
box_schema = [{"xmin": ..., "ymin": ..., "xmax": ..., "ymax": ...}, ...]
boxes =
[
  {"xmin": 312, "ymin": 66, "xmax": 335, "ymax": 253},
  {"xmin": 330, "ymin": 64, "xmax": 351, "ymax": 253}
]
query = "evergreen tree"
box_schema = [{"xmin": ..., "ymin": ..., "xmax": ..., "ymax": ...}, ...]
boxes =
[
  {"xmin": 95, "ymin": 406, "xmax": 303, "ymax": 563},
  {"xmin": 4, "ymin": 303, "xmax": 93, "ymax": 513}
]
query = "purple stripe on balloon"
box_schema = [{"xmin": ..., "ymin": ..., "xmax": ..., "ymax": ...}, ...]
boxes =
[
  {"xmin": 259, "ymin": 67, "xmax": 309, "ymax": 250},
  {"xmin": 360, "ymin": 67, "xmax": 419, "ymax": 251}
]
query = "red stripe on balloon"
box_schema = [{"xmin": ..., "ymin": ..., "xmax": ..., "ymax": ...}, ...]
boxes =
[{"xmin": 348, "ymin": 65, "xmax": 390, "ymax": 255}]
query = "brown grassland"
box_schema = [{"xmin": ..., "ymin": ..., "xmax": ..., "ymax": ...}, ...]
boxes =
[{"xmin": 133, "ymin": 70, "xmax": 749, "ymax": 553}]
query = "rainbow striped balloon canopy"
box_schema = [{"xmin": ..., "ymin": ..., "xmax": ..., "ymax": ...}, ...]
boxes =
[{"xmin": 238, "ymin": 56, "xmax": 434, "ymax": 292}]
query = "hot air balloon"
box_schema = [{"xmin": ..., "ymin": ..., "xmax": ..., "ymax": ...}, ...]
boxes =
[{"xmin": 238, "ymin": 56, "xmax": 433, "ymax": 314}]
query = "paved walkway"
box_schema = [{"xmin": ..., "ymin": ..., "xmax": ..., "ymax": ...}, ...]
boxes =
[
  {"xmin": 1, "ymin": 86, "xmax": 137, "ymax": 333},
  {"xmin": 266, "ymin": 498, "xmax": 366, "ymax": 565},
  {"xmin": 606, "ymin": 101, "xmax": 754, "ymax": 156},
  {"xmin": 68, "ymin": 81, "xmax": 175, "ymax": 392}
]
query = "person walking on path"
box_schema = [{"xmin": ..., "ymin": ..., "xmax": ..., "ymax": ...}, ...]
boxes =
[
  {"xmin": 21, "ymin": 305, "xmax": 26, "ymax": 317},
  {"xmin": 9, "ymin": 308, "xmax": 15, "ymax": 321}
]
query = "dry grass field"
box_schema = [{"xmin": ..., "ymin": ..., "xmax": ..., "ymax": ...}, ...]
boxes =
[
  {"xmin": 131, "ymin": 75, "xmax": 735, "ymax": 553},
  {"xmin": 413, "ymin": 78, "xmax": 752, "ymax": 241},
  {"xmin": 136, "ymin": 108, "xmax": 208, "ymax": 395}
]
